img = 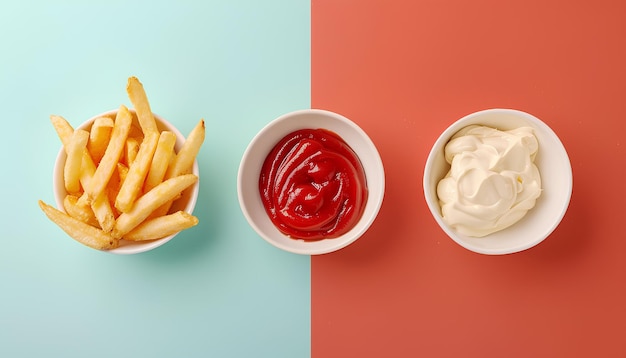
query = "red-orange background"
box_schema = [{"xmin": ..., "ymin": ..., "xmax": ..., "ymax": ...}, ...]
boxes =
[{"xmin": 311, "ymin": 1, "xmax": 626, "ymax": 356}]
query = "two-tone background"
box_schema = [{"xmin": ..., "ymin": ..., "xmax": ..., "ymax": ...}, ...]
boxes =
[{"xmin": 2, "ymin": 1, "xmax": 625, "ymax": 357}]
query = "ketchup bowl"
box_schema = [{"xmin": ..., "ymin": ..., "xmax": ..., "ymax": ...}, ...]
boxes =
[
  {"xmin": 237, "ymin": 109, "xmax": 385, "ymax": 255},
  {"xmin": 423, "ymin": 108, "xmax": 572, "ymax": 255}
]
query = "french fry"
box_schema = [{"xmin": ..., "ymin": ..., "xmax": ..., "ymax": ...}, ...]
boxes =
[
  {"xmin": 63, "ymin": 195, "xmax": 99, "ymax": 228},
  {"xmin": 64, "ymin": 129, "xmax": 89, "ymax": 194},
  {"xmin": 128, "ymin": 123, "xmax": 144, "ymax": 140},
  {"xmin": 126, "ymin": 76, "xmax": 159, "ymax": 134},
  {"xmin": 39, "ymin": 200, "xmax": 119, "ymax": 250},
  {"xmin": 106, "ymin": 164, "xmax": 124, "ymax": 218},
  {"xmin": 115, "ymin": 132, "xmax": 159, "ymax": 213},
  {"xmin": 151, "ymin": 119, "xmax": 205, "ymax": 218},
  {"xmin": 87, "ymin": 116, "xmax": 114, "ymax": 164},
  {"xmin": 124, "ymin": 211, "xmax": 198, "ymax": 241},
  {"xmin": 144, "ymin": 131, "xmax": 177, "ymax": 192},
  {"xmin": 112, "ymin": 174, "xmax": 197, "ymax": 239},
  {"xmin": 82, "ymin": 105, "xmax": 132, "ymax": 206},
  {"xmin": 108, "ymin": 163, "xmax": 129, "ymax": 218},
  {"xmin": 148, "ymin": 201, "xmax": 172, "ymax": 219},
  {"xmin": 116, "ymin": 162, "xmax": 129, "ymax": 184},
  {"xmin": 79, "ymin": 150, "xmax": 97, "ymax": 189},
  {"xmin": 165, "ymin": 119, "xmax": 205, "ymax": 179},
  {"xmin": 51, "ymin": 113, "xmax": 119, "ymax": 232},
  {"xmin": 50, "ymin": 116, "xmax": 97, "ymax": 195},
  {"xmin": 123, "ymin": 137, "xmax": 140, "ymax": 166},
  {"xmin": 50, "ymin": 115, "xmax": 75, "ymax": 148},
  {"xmin": 92, "ymin": 190, "xmax": 115, "ymax": 233}
]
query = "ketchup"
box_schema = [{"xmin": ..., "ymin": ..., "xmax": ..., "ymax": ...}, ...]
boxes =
[{"xmin": 259, "ymin": 129, "xmax": 368, "ymax": 240}]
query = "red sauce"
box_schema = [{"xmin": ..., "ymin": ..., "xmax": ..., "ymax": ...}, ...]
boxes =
[{"xmin": 259, "ymin": 129, "xmax": 368, "ymax": 240}]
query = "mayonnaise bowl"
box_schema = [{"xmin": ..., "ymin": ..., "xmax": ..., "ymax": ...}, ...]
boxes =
[{"xmin": 423, "ymin": 109, "xmax": 572, "ymax": 255}]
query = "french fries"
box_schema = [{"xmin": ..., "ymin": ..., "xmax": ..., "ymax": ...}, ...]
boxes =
[
  {"xmin": 64, "ymin": 129, "xmax": 89, "ymax": 194},
  {"xmin": 87, "ymin": 116, "xmax": 114, "ymax": 164},
  {"xmin": 124, "ymin": 137, "xmax": 140, "ymax": 166},
  {"xmin": 92, "ymin": 190, "xmax": 116, "ymax": 233},
  {"xmin": 50, "ymin": 115, "xmax": 75, "ymax": 148},
  {"xmin": 51, "ymin": 115, "xmax": 97, "ymax": 191},
  {"xmin": 39, "ymin": 77, "xmax": 204, "ymax": 250},
  {"xmin": 115, "ymin": 132, "xmax": 159, "ymax": 213},
  {"xmin": 39, "ymin": 200, "xmax": 119, "ymax": 250},
  {"xmin": 165, "ymin": 119, "xmax": 205, "ymax": 179},
  {"xmin": 82, "ymin": 105, "xmax": 132, "ymax": 206},
  {"xmin": 112, "ymin": 174, "xmax": 198, "ymax": 239},
  {"xmin": 125, "ymin": 211, "xmax": 198, "ymax": 241},
  {"xmin": 144, "ymin": 131, "xmax": 177, "ymax": 192},
  {"xmin": 151, "ymin": 119, "xmax": 205, "ymax": 218},
  {"xmin": 126, "ymin": 76, "xmax": 159, "ymax": 134},
  {"xmin": 63, "ymin": 195, "xmax": 99, "ymax": 228}
]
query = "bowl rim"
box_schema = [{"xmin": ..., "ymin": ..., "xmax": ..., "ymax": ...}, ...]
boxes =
[
  {"xmin": 52, "ymin": 109, "xmax": 200, "ymax": 255},
  {"xmin": 423, "ymin": 108, "xmax": 573, "ymax": 255},
  {"xmin": 237, "ymin": 108, "xmax": 385, "ymax": 255}
]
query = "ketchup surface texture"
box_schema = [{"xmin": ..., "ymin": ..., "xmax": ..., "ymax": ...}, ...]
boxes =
[{"xmin": 259, "ymin": 128, "xmax": 368, "ymax": 240}]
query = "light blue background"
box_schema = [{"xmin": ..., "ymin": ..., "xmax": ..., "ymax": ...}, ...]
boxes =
[{"xmin": 0, "ymin": 1, "xmax": 310, "ymax": 357}]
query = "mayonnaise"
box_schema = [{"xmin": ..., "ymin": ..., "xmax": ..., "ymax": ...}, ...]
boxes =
[{"xmin": 437, "ymin": 125, "xmax": 542, "ymax": 237}]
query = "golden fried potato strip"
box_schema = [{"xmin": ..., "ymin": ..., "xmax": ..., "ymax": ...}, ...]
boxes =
[
  {"xmin": 63, "ymin": 195, "xmax": 99, "ymax": 228},
  {"xmin": 123, "ymin": 137, "xmax": 140, "ymax": 167},
  {"xmin": 151, "ymin": 119, "xmax": 205, "ymax": 218},
  {"xmin": 50, "ymin": 115, "xmax": 75, "ymax": 148},
  {"xmin": 39, "ymin": 200, "xmax": 119, "ymax": 250},
  {"xmin": 144, "ymin": 131, "xmax": 177, "ymax": 192},
  {"xmin": 112, "ymin": 174, "xmax": 197, "ymax": 239},
  {"xmin": 50, "ymin": 115, "xmax": 97, "ymax": 192},
  {"xmin": 126, "ymin": 76, "xmax": 159, "ymax": 134},
  {"xmin": 64, "ymin": 129, "xmax": 89, "ymax": 194},
  {"xmin": 165, "ymin": 119, "xmax": 205, "ymax": 179},
  {"xmin": 82, "ymin": 105, "xmax": 132, "ymax": 205},
  {"xmin": 125, "ymin": 211, "xmax": 198, "ymax": 241},
  {"xmin": 87, "ymin": 116, "xmax": 114, "ymax": 164},
  {"xmin": 92, "ymin": 190, "xmax": 115, "ymax": 233},
  {"xmin": 115, "ymin": 132, "xmax": 159, "ymax": 213}
]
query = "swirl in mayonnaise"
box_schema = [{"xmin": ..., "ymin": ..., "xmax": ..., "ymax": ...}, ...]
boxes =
[{"xmin": 437, "ymin": 125, "xmax": 542, "ymax": 237}]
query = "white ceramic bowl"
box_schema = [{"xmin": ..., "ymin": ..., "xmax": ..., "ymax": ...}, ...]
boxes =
[
  {"xmin": 238, "ymin": 109, "xmax": 385, "ymax": 255},
  {"xmin": 53, "ymin": 109, "xmax": 199, "ymax": 255},
  {"xmin": 423, "ymin": 108, "xmax": 572, "ymax": 255}
]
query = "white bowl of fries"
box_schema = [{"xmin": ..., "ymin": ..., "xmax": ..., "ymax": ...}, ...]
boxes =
[{"xmin": 40, "ymin": 77, "xmax": 204, "ymax": 255}]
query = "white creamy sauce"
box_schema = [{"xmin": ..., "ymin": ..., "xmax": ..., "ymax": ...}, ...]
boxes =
[{"xmin": 437, "ymin": 125, "xmax": 542, "ymax": 237}]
